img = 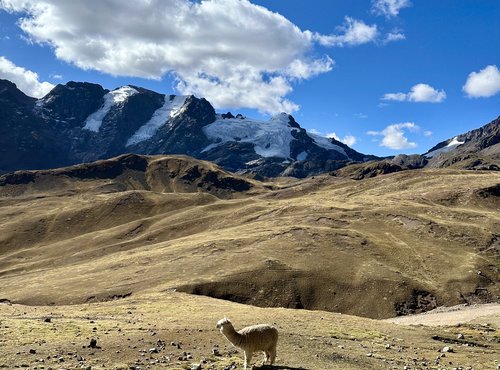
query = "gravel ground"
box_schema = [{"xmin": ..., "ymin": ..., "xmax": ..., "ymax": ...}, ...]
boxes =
[{"xmin": 385, "ymin": 303, "xmax": 500, "ymax": 326}]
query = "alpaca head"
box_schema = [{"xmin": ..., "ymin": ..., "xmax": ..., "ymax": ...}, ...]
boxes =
[{"xmin": 216, "ymin": 317, "xmax": 232, "ymax": 332}]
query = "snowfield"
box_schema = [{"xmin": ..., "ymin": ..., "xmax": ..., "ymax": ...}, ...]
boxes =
[
  {"xmin": 126, "ymin": 95, "xmax": 188, "ymax": 146},
  {"xmin": 203, "ymin": 113, "xmax": 298, "ymax": 159},
  {"xmin": 425, "ymin": 136, "xmax": 465, "ymax": 158},
  {"xmin": 83, "ymin": 86, "xmax": 138, "ymax": 132},
  {"xmin": 307, "ymin": 132, "xmax": 348, "ymax": 156},
  {"xmin": 203, "ymin": 113, "xmax": 348, "ymax": 160}
]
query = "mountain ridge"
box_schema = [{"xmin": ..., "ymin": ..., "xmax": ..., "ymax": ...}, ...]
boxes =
[
  {"xmin": 1, "ymin": 78, "xmax": 498, "ymax": 178},
  {"xmin": 1, "ymin": 79, "xmax": 378, "ymax": 178}
]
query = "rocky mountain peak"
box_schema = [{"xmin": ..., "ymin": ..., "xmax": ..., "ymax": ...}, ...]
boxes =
[
  {"xmin": 0, "ymin": 78, "xmax": 35, "ymax": 106},
  {"xmin": 423, "ymin": 116, "xmax": 499, "ymax": 170},
  {"xmin": 0, "ymin": 78, "xmax": 396, "ymax": 177}
]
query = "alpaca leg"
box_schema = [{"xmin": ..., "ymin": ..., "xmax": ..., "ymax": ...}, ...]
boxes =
[
  {"xmin": 269, "ymin": 345, "xmax": 277, "ymax": 365},
  {"xmin": 244, "ymin": 351, "xmax": 253, "ymax": 370},
  {"xmin": 264, "ymin": 350, "xmax": 270, "ymax": 364}
]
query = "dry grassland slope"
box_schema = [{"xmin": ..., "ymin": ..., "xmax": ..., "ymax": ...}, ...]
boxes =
[{"xmin": 0, "ymin": 154, "xmax": 498, "ymax": 320}]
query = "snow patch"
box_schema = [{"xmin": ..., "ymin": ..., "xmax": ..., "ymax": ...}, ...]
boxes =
[
  {"xmin": 270, "ymin": 112, "xmax": 291, "ymax": 124},
  {"xmin": 126, "ymin": 95, "xmax": 188, "ymax": 146},
  {"xmin": 203, "ymin": 114, "xmax": 295, "ymax": 158},
  {"xmin": 83, "ymin": 86, "xmax": 138, "ymax": 132},
  {"xmin": 296, "ymin": 151, "xmax": 308, "ymax": 161},
  {"xmin": 308, "ymin": 132, "xmax": 348, "ymax": 157},
  {"xmin": 425, "ymin": 136, "xmax": 465, "ymax": 158},
  {"xmin": 204, "ymin": 113, "xmax": 350, "ymax": 160}
]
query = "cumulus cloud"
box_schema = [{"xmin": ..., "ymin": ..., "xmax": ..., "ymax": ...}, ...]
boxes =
[
  {"xmin": 463, "ymin": 65, "xmax": 500, "ymax": 98},
  {"xmin": 0, "ymin": 56, "xmax": 54, "ymax": 97},
  {"xmin": 372, "ymin": 0, "xmax": 411, "ymax": 18},
  {"xmin": 326, "ymin": 132, "xmax": 357, "ymax": 146},
  {"xmin": 382, "ymin": 83, "xmax": 446, "ymax": 103},
  {"xmin": 367, "ymin": 122, "xmax": 418, "ymax": 150},
  {"xmin": 315, "ymin": 17, "xmax": 378, "ymax": 47},
  {"xmin": 0, "ymin": 0, "xmax": 339, "ymax": 114}
]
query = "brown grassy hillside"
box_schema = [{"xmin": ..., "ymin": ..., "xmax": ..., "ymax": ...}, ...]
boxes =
[{"xmin": 0, "ymin": 154, "xmax": 498, "ymax": 320}]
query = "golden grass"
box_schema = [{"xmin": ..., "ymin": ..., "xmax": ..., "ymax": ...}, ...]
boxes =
[
  {"xmin": 0, "ymin": 165, "xmax": 498, "ymax": 319},
  {"xmin": 0, "ymin": 292, "xmax": 498, "ymax": 369}
]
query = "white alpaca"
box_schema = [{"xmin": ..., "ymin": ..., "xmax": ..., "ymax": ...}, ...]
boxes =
[{"xmin": 216, "ymin": 317, "xmax": 278, "ymax": 369}]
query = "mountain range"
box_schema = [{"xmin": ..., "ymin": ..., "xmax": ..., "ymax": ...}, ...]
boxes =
[{"xmin": 1, "ymin": 78, "xmax": 499, "ymax": 177}]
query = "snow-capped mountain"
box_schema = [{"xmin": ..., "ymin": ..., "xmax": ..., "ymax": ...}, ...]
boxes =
[
  {"xmin": 0, "ymin": 79, "xmax": 377, "ymax": 177},
  {"xmin": 423, "ymin": 116, "xmax": 500, "ymax": 170},
  {"xmin": 337, "ymin": 117, "xmax": 500, "ymax": 179}
]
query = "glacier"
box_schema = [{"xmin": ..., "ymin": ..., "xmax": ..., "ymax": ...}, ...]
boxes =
[
  {"xmin": 126, "ymin": 95, "xmax": 188, "ymax": 146},
  {"xmin": 203, "ymin": 113, "xmax": 298, "ymax": 159},
  {"xmin": 83, "ymin": 86, "xmax": 138, "ymax": 132}
]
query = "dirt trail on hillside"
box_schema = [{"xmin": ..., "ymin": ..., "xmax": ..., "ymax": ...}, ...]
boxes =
[{"xmin": 385, "ymin": 303, "xmax": 500, "ymax": 326}]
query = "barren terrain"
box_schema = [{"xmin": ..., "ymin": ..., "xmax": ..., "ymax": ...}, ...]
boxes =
[
  {"xmin": 1, "ymin": 292, "xmax": 499, "ymax": 369},
  {"xmin": 0, "ymin": 154, "xmax": 498, "ymax": 368}
]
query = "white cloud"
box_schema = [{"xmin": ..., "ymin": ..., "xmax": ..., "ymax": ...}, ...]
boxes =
[
  {"xmin": 342, "ymin": 135, "xmax": 357, "ymax": 146},
  {"xmin": 424, "ymin": 130, "xmax": 433, "ymax": 137},
  {"xmin": 382, "ymin": 92, "xmax": 407, "ymax": 101},
  {"xmin": 285, "ymin": 57, "xmax": 334, "ymax": 79},
  {"xmin": 382, "ymin": 83, "xmax": 446, "ymax": 103},
  {"xmin": 372, "ymin": 0, "xmax": 411, "ymax": 18},
  {"xmin": 367, "ymin": 122, "xmax": 418, "ymax": 150},
  {"xmin": 1, "ymin": 0, "xmax": 338, "ymax": 114},
  {"xmin": 326, "ymin": 132, "xmax": 357, "ymax": 146},
  {"xmin": 0, "ymin": 56, "xmax": 54, "ymax": 97},
  {"xmin": 383, "ymin": 31, "xmax": 406, "ymax": 43},
  {"xmin": 314, "ymin": 17, "xmax": 378, "ymax": 47},
  {"xmin": 409, "ymin": 83, "xmax": 446, "ymax": 102},
  {"xmin": 463, "ymin": 65, "xmax": 500, "ymax": 98},
  {"xmin": 50, "ymin": 73, "xmax": 63, "ymax": 80}
]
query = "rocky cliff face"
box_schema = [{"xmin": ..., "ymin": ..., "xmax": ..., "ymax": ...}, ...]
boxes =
[
  {"xmin": 423, "ymin": 116, "xmax": 500, "ymax": 170},
  {"xmin": 0, "ymin": 79, "xmax": 377, "ymax": 177},
  {"xmin": 335, "ymin": 117, "xmax": 500, "ymax": 180}
]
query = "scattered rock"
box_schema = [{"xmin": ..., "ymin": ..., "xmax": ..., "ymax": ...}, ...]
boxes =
[
  {"xmin": 457, "ymin": 333, "xmax": 464, "ymax": 340},
  {"xmin": 442, "ymin": 346, "xmax": 454, "ymax": 353},
  {"xmin": 212, "ymin": 348, "xmax": 221, "ymax": 356},
  {"xmin": 89, "ymin": 338, "xmax": 97, "ymax": 348},
  {"xmin": 29, "ymin": 349, "xmax": 37, "ymax": 354},
  {"xmin": 44, "ymin": 317, "xmax": 52, "ymax": 323},
  {"xmin": 191, "ymin": 364, "xmax": 202, "ymax": 370}
]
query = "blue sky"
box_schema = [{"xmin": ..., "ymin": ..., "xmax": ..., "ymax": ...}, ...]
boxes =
[{"xmin": 0, "ymin": 0, "xmax": 499, "ymax": 156}]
